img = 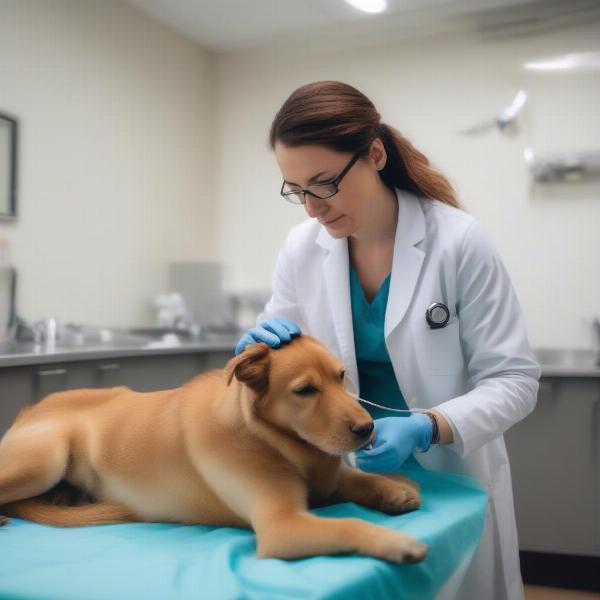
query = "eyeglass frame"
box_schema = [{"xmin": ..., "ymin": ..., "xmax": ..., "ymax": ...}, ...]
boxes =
[{"xmin": 279, "ymin": 148, "xmax": 365, "ymax": 205}]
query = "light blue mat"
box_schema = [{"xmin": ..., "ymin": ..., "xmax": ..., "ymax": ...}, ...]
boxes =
[{"xmin": 0, "ymin": 463, "xmax": 487, "ymax": 600}]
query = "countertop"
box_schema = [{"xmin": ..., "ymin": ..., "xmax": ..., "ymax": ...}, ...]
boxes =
[
  {"xmin": 532, "ymin": 348, "xmax": 600, "ymax": 378},
  {"xmin": 0, "ymin": 336, "xmax": 599, "ymax": 377},
  {"xmin": 0, "ymin": 334, "xmax": 239, "ymax": 368}
]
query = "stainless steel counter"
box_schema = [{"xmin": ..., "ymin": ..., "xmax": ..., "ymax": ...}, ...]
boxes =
[
  {"xmin": 0, "ymin": 337, "xmax": 598, "ymax": 377},
  {"xmin": 533, "ymin": 348, "xmax": 600, "ymax": 377},
  {"xmin": 0, "ymin": 334, "xmax": 240, "ymax": 368}
]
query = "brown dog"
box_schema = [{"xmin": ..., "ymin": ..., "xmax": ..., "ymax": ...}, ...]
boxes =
[{"xmin": 0, "ymin": 335, "xmax": 427, "ymax": 563}]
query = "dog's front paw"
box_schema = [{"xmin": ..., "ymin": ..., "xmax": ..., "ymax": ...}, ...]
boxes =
[
  {"xmin": 393, "ymin": 537, "xmax": 428, "ymax": 564},
  {"xmin": 375, "ymin": 530, "xmax": 428, "ymax": 564},
  {"xmin": 375, "ymin": 480, "xmax": 421, "ymax": 515}
]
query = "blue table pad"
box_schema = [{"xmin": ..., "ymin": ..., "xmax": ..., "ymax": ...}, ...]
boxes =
[{"xmin": 0, "ymin": 464, "xmax": 487, "ymax": 600}]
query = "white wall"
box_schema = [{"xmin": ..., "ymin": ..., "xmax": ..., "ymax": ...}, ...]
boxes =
[
  {"xmin": 0, "ymin": 0, "xmax": 217, "ymax": 327},
  {"xmin": 215, "ymin": 22, "xmax": 600, "ymax": 350},
  {"xmin": 1, "ymin": 0, "xmax": 598, "ymax": 350}
]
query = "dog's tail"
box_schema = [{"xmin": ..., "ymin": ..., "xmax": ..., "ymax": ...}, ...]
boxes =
[{"xmin": 1, "ymin": 497, "xmax": 139, "ymax": 527}]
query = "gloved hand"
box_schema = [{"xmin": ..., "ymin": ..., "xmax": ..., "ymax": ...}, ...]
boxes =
[
  {"xmin": 234, "ymin": 318, "xmax": 301, "ymax": 355},
  {"xmin": 354, "ymin": 414, "xmax": 433, "ymax": 473}
]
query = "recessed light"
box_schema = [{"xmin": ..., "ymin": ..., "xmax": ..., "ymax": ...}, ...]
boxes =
[
  {"xmin": 524, "ymin": 51, "xmax": 600, "ymax": 72},
  {"xmin": 344, "ymin": 0, "xmax": 387, "ymax": 15}
]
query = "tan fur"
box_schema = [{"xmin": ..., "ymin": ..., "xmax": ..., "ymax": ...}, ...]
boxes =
[{"xmin": 0, "ymin": 335, "xmax": 427, "ymax": 563}]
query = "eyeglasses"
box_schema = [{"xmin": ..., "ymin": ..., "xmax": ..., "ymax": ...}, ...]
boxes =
[{"xmin": 280, "ymin": 150, "xmax": 363, "ymax": 205}]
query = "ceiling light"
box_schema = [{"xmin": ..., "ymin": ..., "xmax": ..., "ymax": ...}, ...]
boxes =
[
  {"xmin": 524, "ymin": 51, "xmax": 600, "ymax": 71},
  {"xmin": 344, "ymin": 0, "xmax": 387, "ymax": 14}
]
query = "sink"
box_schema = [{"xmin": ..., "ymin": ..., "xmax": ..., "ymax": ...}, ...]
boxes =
[
  {"xmin": 0, "ymin": 323, "xmax": 241, "ymax": 363},
  {"xmin": 0, "ymin": 321, "xmax": 242, "ymax": 360},
  {"xmin": 0, "ymin": 339, "xmax": 34, "ymax": 355},
  {"xmin": 3, "ymin": 324, "xmax": 155, "ymax": 353}
]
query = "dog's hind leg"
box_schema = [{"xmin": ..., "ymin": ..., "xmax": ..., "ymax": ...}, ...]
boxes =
[
  {"xmin": 0, "ymin": 421, "xmax": 70, "ymax": 511},
  {"xmin": 0, "ymin": 421, "xmax": 142, "ymax": 527}
]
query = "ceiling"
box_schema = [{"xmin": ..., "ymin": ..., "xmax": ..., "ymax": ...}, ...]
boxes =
[{"xmin": 124, "ymin": 0, "xmax": 600, "ymax": 53}]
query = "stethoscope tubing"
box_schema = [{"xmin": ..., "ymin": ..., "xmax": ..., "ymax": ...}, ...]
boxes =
[
  {"xmin": 351, "ymin": 300, "xmax": 451, "ymax": 415},
  {"xmin": 356, "ymin": 396, "xmax": 429, "ymax": 414}
]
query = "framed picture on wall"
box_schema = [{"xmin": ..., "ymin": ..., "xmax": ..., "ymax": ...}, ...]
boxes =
[{"xmin": 0, "ymin": 112, "xmax": 18, "ymax": 220}]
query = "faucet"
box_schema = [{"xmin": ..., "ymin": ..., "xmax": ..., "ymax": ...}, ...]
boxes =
[
  {"xmin": 12, "ymin": 314, "xmax": 39, "ymax": 343},
  {"xmin": 12, "ymin": 314, "xmax": 59, "ymax": 345}
]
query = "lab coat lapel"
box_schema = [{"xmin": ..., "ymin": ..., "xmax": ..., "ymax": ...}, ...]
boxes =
[
  {"xmin": 314, "ymin": 189, "xmax": 425, "ymax": 394},
  {"xmin": 316, "ymin": 228, "xmax": 359, "ymax": 397},
  {"xmin": 384, "ymin": 190, "xmax": 426, "ymax": 339}
]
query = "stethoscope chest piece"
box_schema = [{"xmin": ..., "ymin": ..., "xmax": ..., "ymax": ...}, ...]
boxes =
[{"xmin": 426, "ymin": 302, "xmax": 450, "ymax": 329}]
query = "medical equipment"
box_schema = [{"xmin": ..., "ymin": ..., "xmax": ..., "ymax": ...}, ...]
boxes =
[
  {"xmin": 354, "ymin": 397, "xmax": 433, "ymax": 452},
  {"xmin": 425, "ymin": 302, "xmax": 450, "ymax": 329},
  {"xmin": 526, "ymin": 147, "xmax": 600, "ymax": 182},
  {"xmin": 356, "ymin": 396, "xmax": 429, "ymax": 414}
]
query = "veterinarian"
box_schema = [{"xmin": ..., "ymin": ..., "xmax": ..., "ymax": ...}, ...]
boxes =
[{"xmin": 235, "ymin": 80, "xmax": 540, "ymax": 600}]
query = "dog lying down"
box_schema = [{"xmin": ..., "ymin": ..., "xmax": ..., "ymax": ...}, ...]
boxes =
[{"xmin": 0, "ymin": 335, "xmax": 427, "ymax": 564}]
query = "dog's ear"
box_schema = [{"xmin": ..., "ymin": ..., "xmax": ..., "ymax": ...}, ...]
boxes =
[{"xmin": 224, "ymin": 343, "xmax": 271, "ymax": 394}]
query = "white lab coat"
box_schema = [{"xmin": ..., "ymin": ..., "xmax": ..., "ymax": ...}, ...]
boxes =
[{"xmin": 257, "ymin": 188, "xmax": 540, "ymax": 600}]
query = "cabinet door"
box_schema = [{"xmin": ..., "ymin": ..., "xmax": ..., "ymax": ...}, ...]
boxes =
[
  {"xmin": 96, "ymin": 362, "xmax": 122, "ymax": 388},
  {"xmin": 505, "ymin": 378, "xmax": 600, "ymax": 555},
  {"xmin": 110, "ymin": 354, "xmax": 207, "ymax": 392},
  {"xmin": 0, "ymin": 366, "xmax": 35, "ymax": 437},
  {"xmin": 110, "ymin": 352, "xmax": 233, "ymax": 391}
]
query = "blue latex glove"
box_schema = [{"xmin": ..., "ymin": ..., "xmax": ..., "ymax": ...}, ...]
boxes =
[
  {"xmin": 234, "ymin": 318, "xmax": 302, "ymax": 355},
  {"xmin": 354, "ymin": 414, "xmax": 433, "ymax": 473}
]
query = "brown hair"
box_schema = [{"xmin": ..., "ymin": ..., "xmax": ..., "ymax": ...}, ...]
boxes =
[{"xmin": 268, "ymin": 81, "xmax": 460, "ymax": 208}]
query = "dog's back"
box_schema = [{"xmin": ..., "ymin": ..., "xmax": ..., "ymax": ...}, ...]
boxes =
[
  {"xmin": 7, "ymin": 387, "xmax": 134, "ymax": 430},
  {"xmin": 0, "ymin": 369, "xmax": 250, "ymax": 528}
]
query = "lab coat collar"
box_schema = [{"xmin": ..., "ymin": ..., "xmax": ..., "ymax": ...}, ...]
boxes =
[
  {"xmin": 316, "ymin": 188, "xmax": 426, "ymax": 395},
  {"xmin": 315, "ymin": 187, "xmax": 425, "ymax": 252}
]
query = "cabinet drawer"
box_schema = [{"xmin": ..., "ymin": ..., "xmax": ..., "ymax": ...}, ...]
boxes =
[
  {"xmin": 0, "ymin": 366, "xmax": 35, "ymax": 437},
  {"xmin": 35, "ymin": 367, "xmax": 68, "ymax": 400}
]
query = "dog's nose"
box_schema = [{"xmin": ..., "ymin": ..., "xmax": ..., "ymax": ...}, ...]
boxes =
[{"xmin": 350, "ymin": 421, "xmax": 374, "ymax": 438}]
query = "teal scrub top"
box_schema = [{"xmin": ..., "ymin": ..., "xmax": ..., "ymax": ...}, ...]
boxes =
[{"xmin": 349, "ymin": 263, "xmax": 410, "ymax": 421}]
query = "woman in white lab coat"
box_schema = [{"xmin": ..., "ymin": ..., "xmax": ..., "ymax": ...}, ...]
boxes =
[{"xmin": 236, "ymin": 81, "xmax": 540, "ymax": 600}]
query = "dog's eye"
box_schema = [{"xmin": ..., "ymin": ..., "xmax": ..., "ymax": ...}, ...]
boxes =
[{"xmin": 293, "ymin": 385, "xmax": 318, "ymax": 396}]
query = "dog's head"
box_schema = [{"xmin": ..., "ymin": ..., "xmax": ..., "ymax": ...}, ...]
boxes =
[{"xmin": 225, "ymin": 336, "xmax": 375, "ymax": 455}]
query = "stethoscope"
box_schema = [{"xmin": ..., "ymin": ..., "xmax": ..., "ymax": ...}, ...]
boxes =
[
  {"xmin": 425, "ymin": 302, "xmax": 450, "ymax": 329},
  {"xmin": 352, "ymin": 301, "xmax": 451, "ymax": 416},
  {"xmin": 355, "ymin": 396, "xmax": 428, "ymax": 414}
]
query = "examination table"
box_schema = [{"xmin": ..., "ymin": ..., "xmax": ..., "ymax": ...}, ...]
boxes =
[{"xmin": 0, "ymin": 462, "xmax": 487, "ymax": 600}]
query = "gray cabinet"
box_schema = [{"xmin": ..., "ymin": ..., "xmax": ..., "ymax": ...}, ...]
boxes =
[
  {"xmin": 0, "ymin": 365, "xmax": 35, "ymax": 438},
  {"xmin": 505, "ymin": 377, "xmax": 600, "ymax": 556},
  {"xmin": 0, "ymin": 350, "xmax": 233, "ymax": 437}
]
